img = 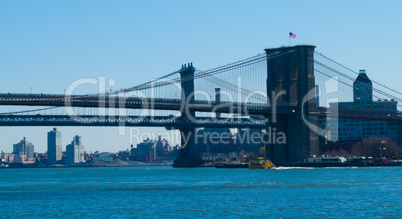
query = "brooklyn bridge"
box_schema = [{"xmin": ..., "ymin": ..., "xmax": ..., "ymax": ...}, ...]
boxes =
[{"xmin": 1, "ymin": 45, "xmax": 401, "ymax": 167}]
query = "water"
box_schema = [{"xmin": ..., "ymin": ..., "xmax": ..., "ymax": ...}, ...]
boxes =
[{"xmin": 0, "ymin": 166, "xmax": 401, "ymax": 218}]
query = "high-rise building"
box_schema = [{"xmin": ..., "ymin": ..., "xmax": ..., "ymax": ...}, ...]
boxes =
[
  {"xmin": 47, "ymin": 128, "xmax": 62, "ymax": 165},
  {"xmin": 329, "ymin": 70, "xmax": 398, "ymax": 142},
  {"xmin": 353, "ymin": 70, "xmax": 373, "ymax": 103},
  {"xmin": 66, "ymin": 135, "xmax": 85, "ymax": 166},
  {"xmin": 12, "ymin": 137, "xmax": 34, "ymax": 158},
  {"xmin": 155, "ymin": 135, "xmax": 170, "ymax": 161}
]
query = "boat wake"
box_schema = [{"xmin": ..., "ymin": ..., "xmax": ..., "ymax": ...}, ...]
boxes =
[{"xmin": 274, "ymin": 167, "xmax": 314, "ymax": 170}]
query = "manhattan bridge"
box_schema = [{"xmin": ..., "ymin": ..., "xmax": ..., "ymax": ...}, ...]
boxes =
[{"xmin": 1, "ymin": 45, "xmax": 401, "ymax": 167}]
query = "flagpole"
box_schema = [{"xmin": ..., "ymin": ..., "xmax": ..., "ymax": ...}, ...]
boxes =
[{"xmin": 289, "ymin": 32, "xmax": 295, "ymax": 46}]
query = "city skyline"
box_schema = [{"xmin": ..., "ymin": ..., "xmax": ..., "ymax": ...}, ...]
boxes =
[
  {"xmin": 0, "ymin": 127, "xmax": 172, "ymax": 153},
  {"xmin": 1, "ymin": 0, "xmax": 402, "ymax": 153}
]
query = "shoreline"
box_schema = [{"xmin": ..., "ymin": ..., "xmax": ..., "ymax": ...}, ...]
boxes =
[{"xmin": 2, "ymin": 162, "xmax": 401, "ymax": 169}]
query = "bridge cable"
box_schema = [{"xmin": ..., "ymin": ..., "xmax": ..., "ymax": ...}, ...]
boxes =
[
  {"xmin": 315, "ymin": 51, "xmax": 402, "ymax": 98},
  {"xmin": 0, "ymin": 50, "xmax": 292, "ymax": 103},
  {"xmin": 314, "ymin": 68, "xmax": 402, "ymax": 108},
  {"xmin": 315, "ymin": 60, "xmax": 402, "ymax": 104}
]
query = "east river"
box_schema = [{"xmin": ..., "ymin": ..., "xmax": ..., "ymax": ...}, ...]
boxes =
[{"xmin": 0, "ymin": 166, "xmax": 401, "ymax": 218}]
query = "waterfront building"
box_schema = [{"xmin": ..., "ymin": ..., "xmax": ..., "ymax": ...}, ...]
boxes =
[
  {"xmin": 47, "ymin": 128, "xmax": 62, "ymax": 165},
  {"xmin": 329, "ymin": 70, "xmax": 398, "ymax": 142},
  {"xmin": 130, "ymin": 146, "xmax": 137, "ymax": 160},
  {"xmin": 155, "ymin": 136, "xmax": 170, "ymax": 161},
  {"xmin": 14, "ymin": 155, "xmax": 27, "ymax": 163},
  {"xmin": 9, "ymin": 154, "xmax": 15, "ymax": 163},
  {"xmin": 66, "ymin": 135, "xmax": 85, "ymax": 166},
  {"xmin": 12, "ymin": 137, "xmax": 34, "ymax": 158},
  {"xmin": 135, "ymin": 139, "xmax": 155, "ymax": 163},
  {"xmin": 1, "ymin": 153, "xmax": 14, "ymax": 163},
  {"xmin": 93, "ymin": 152, "xmax": 113, "ymax": 162}
]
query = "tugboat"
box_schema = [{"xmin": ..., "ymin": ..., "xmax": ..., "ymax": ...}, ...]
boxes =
[{"xmin": 249, "ymin": 157, "xmax": 275, "ymax": 169}]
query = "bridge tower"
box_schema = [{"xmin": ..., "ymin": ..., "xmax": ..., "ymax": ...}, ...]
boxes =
[
  {"xmin": 173, "ymin": 63, "xmax": 204, "ymax": 167},
  {"xmin": 265, "ymin": 45, "xmax": 319, "ymax": 164}
]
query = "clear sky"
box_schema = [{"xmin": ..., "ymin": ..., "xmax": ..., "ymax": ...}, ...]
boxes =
[{"xmin": 0, "ymin": 0, "xmax": 401, "ymax": 153}]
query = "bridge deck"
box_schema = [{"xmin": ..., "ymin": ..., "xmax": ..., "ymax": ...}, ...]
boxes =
[{"xmin": 1, "ymin": 93, "xmax": 402, "ymax": 122}]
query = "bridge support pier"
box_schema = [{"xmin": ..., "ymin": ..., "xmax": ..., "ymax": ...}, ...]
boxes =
[{"xmin": 173, "ymin": 127, "xmax": 204, "ymax": 167}]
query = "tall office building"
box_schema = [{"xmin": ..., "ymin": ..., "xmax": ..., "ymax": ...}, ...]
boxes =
[
  {"xmin": 329, "ymin": 70, "xmax": 398, "ymax": 142},
  {"xmin": 47, "ymin": 128, "xmax": 62, "ymax": 165},
  {"xmin": 66, "ymin": 135, "xmax": 85, "ymax": 166},
  {"xmin": 13, "ymin": 137, "xmax": 34, "ymax": 158}
]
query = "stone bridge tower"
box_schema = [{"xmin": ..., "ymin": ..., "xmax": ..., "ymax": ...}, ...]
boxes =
[
  {"xmin": 265, "ymin": 45, "xmax": 319, "ymax": 164},
  {"xmin": 173, "ymin": 63, "xmax": 203, "ymax": 167}
]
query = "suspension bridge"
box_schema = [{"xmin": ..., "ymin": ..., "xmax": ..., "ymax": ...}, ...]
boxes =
[{"xmin": 1, "ymin": 45, "xmax": 401, "ymax": 167}]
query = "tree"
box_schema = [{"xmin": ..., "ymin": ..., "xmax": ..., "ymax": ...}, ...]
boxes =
[
  {"xmin": 323, "ymin": 137, "xmax": 401, "ymax": 159},
  {"xmin": 351, "ymin": 137, "xmax": 401, "ymax": 159}
]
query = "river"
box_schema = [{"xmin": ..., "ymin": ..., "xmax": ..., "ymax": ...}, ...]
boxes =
[{"xmin": 0, "ymin": 166, "xmax": 400, "ymax": 218}]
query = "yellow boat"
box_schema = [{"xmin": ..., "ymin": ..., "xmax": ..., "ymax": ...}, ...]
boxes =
[{"xmin": 249, "ymin": 157, "xmax": 275, "ymax": 169}]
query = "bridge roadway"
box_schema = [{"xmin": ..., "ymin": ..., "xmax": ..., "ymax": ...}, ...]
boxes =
[
  {"xmin": 0, "ymin": 93, "xmax": 295, "ymax": 115},
  {"xmin": 0, "ymin": 114, "xmax": 267, "ymax": 128},
  {"xmin": 1, "ymin": 93, "xmax": 402, "ymax": 122}
]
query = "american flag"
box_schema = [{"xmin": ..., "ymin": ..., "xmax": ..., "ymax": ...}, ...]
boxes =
[
  {"xmin": 381, "ymin": 140, "xmax": 386, "ymax": 144},
  {"xmin": 289, "ymin": 32, "xmax": 296, "ymax": 38}
]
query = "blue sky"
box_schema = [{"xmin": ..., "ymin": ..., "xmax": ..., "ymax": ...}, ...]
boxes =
[{"xmin": 0, "ymin": 0, "xmax": 401, "ymax": 153}]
